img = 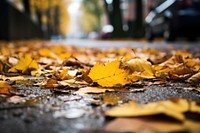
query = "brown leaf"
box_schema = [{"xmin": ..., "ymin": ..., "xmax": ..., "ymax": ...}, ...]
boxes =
[
  {"xmin": 44, "ymin": 79, "xmax": 59, "ymax": 89},
  {"xmin": 160, "ymin": 54, "xmax": 184, "ymax": 67},
  {"xmin": 187, "ymin": 72, "xmax": 200, "ymax": 85}
]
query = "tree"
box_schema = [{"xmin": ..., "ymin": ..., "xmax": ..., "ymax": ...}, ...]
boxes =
[
  {"xmin": 104, "ymin": 0, "xmax": 124, "ymax": 38},
  {"xmin": 81, "ymin": 0, "xmax": 104, "ymax": 32},
  {"xmin": 23, "ymin": 0, "xmax": 30, "ymax": 15},
  {"xmin": 134, "ymin": 0, "xmax": 144, "ymax": 38},
  {"xmin": 30, "ymin": 0, "xmax": 70, "ymax": 38}
]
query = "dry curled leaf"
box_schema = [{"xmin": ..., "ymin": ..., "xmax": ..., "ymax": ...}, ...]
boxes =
[
  {"xmin": 126, "ymin": 58, "xmax": 155, "ymax": 79},
  {"xmin": 88, "ymin": 60, "xmax": 130, "ymax": 87},
  {"xmin": 187, "ymin": 72, "xmax": 200, "ymax": 85},
  {"xmin": 156, "ymin": 54, "xmax": 198, "ymax": 80}
]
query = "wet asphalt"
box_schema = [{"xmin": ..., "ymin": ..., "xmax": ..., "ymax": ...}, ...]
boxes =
[
  {"xmin": 0, "ymin": 40, "xmax": 200, "ymax": 133},
  {"xmin": 0, "ymin": 81, "xmax": 200, "ymax": 133}
]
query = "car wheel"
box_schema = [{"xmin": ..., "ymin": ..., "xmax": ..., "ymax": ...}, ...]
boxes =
[
  {"xmin": 163, "ymin": 23, "xmax": 175, "ymax": 41},
  {"xmin": 145, "ymin": 26, "xmax": 154, "ymax": 41}
]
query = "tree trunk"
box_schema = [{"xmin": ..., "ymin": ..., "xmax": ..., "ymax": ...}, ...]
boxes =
[
  {"xmin": 22, "ymin": 0, "xmax": 30, "ymax": 15},
  {"xmin": 134, "ymin": 0, "xmax": 144, "ymax": 38},
  {"xmin": 112, "ymin": 0, "xmax": 124, "ymax": 38},
  {"xmin": 104, "ymin": 0, "xmax": 124, "ymax": 38}
]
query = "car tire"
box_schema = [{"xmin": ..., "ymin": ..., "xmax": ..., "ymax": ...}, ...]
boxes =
[
  {"xmin": 145, "ymin": 26, "xmax": 154, "ymax": 41},
  {"xmin": 163, "ymin": 23, "xmax": 175, "ymax": 41}
]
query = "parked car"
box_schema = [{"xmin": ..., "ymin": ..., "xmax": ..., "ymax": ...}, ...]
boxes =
[{"xmin": 145, "ymin": 0, "xmax": 200, "ymax": 41}]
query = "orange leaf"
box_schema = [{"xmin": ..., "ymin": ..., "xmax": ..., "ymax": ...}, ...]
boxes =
[{"xmin": 0, "ymin": 81, "xmax": 13, "ymax": 95}]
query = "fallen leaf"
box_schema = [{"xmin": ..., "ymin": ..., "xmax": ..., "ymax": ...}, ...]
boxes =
[
  {"xmin": 102, "ymin": 94, "xmax": 126, "ymax": 105},
  {"xmin": 58, "ymin": 52, "xmax": 71, "ymax": 60},
  {"xmin": 8, "ymin": 54, "xmax": 39, "ymax": 73},
  {"xmin": 8, "ymin": 57, "xmax": 18, "ymax": 66},
  {"xmin": 88, "ymin": 60, "xmax": 130, "ymax": 87},
  {"xmin": 7, "ymin": 96, "xmax": 25, "ymax": 104},
  {"xmin": 190, "ymin": 100, "xmax": 200, "ymax": 113},
  {"xmin": 38, "ymin": 48, "xmax": 58, "ymax": 59},
  {"xmin": 156, "ymin": 54, "xmax": 196, "ymax": 80},
  {"xmin": 0, "ymin": 62, "xmax": 3, "ymax": 73},
  {"xmin": 105, "ymin": 99, "xmax": 190, "ymax": 120},
  {"xmin": 36, "ymin": 78, "xmax": 59, "ymax": 89},
  {"xmin": 0, "ymin": 75, "xmax": 25, "ymax": 81},
  {"xmin": 147, "ymin": 80, "xmax": 167, "ymax": 85},
  {"xmin": 74, "ymin": 87, "xmax": 114, "ymax": 94},
  {"xmin": 58, "ymin": 69, "xmax": 73, "ymax": 80},
  {"xmin": 169, "ymin": 63, "xmax": 194, "ymax": 80},
  {"xmin": 184, "ymin": 120, "xmax": 200, "ymax": 133},
  {"xmin": 104, "ymin": 118, "xmax": 185, "ymax": 133},
  {"xmin": 58, "ymin": 79, "xmax": 88, "ymax": 88},
  {"xmin": 126, "ymin": 58, "xmax": 155, "ymax": 79},
  {"xmin": 0, "ymin": 81, "xmax": 13, "ymax": 95},
  {"xmin": 187, "ymin": 72, "xmax": 200, "ymax": 85},
  {"xmin": 160, "ymin": 54, "xmax": 184, "ymax": 67}
]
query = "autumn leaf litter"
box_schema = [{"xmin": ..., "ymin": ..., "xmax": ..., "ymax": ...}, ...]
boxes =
[{"xmin": 0, "ymin": 41, "xmax": 200, "ymax": 133}]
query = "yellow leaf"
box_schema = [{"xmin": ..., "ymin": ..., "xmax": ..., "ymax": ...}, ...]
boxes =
[
  {"xmin": 58, "ymin": 52, "xmax": 71, "ymax": 60},
  {"xmin": 8, "ymin": 54, "xmax": 39, "ymax": 73},
  {"xmin": 58, "ymin": 69, "xmax": 74, "ymax": 80},
  {"xmin": 88, "ymin": 60, "xmax": 130, "ymax": 87},
  {"xmin": 0, "ymin": 81, "xmax": 13, "ymax": 95},
  {"xmin": 38, "ymin": 48, "xmax": 58, "ymax": 59},
  {"xmin": 126, "ymin": 58, "xmax": 155, "ymax": 81},
  {"xmin": 105, "ymin": 99, "xmax": 190, "ymax": 121}
]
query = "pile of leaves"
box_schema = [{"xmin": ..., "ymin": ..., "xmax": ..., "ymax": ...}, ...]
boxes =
[
  {"xmin": 0, "ymin": 41, "xmax": 199, "ymax": 91},
  {"xmin": 0, "ymin": 41, "xmax": 200, "ymax": 132}
]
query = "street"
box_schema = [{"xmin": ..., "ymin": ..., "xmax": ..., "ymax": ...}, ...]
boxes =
[
  {"xmin": 1, "ymin": 0, "xmax": 200, "ymax": 132},
  {"xmin": 0, "ymin": 40, "xmax": 200, "ymax": 133},
  {"xmin": 59, "ymin": 39, "xmax": 200, "ymax": 50}
]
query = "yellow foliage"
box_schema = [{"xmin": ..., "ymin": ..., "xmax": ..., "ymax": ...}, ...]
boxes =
[
  {"xmin": 81, "ymin": 14, "xmax": 98, "ymax": 33},
  {"xmin": 8, "ymin": 54, "xmax": 39, "ymax": 73},
  {"xmin": 105, "ymin": 99, "xmax": 192, "ymax": 121},
  {"xmin": 59, "ymin": 1, "xmax": 70, "ymax": 35},
  {"xmin": 88, "ymin": 60, "xmax": 130, "ymax": 87}
]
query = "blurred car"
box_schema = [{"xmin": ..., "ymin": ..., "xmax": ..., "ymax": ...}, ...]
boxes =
[
  {"xmin": 99, "ymin": 25, "xmax": 113, "ymax": 39},
  {"xmin": 145, "ymin": 0, "xmax": 200, "ymax": 41}
]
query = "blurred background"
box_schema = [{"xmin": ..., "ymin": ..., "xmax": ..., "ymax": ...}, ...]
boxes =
[{"xmin": 0, "ymin": 0, "xmax": 200, "ymax": 41}]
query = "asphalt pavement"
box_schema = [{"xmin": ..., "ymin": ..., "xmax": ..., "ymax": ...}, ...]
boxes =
[
  {"xmin": 0, "ymin": 39, "xmax": 200, "ymax": 133},
  {"xmin": 57, "ymin": 39, "xmax": 200, "ymax": 50}
]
